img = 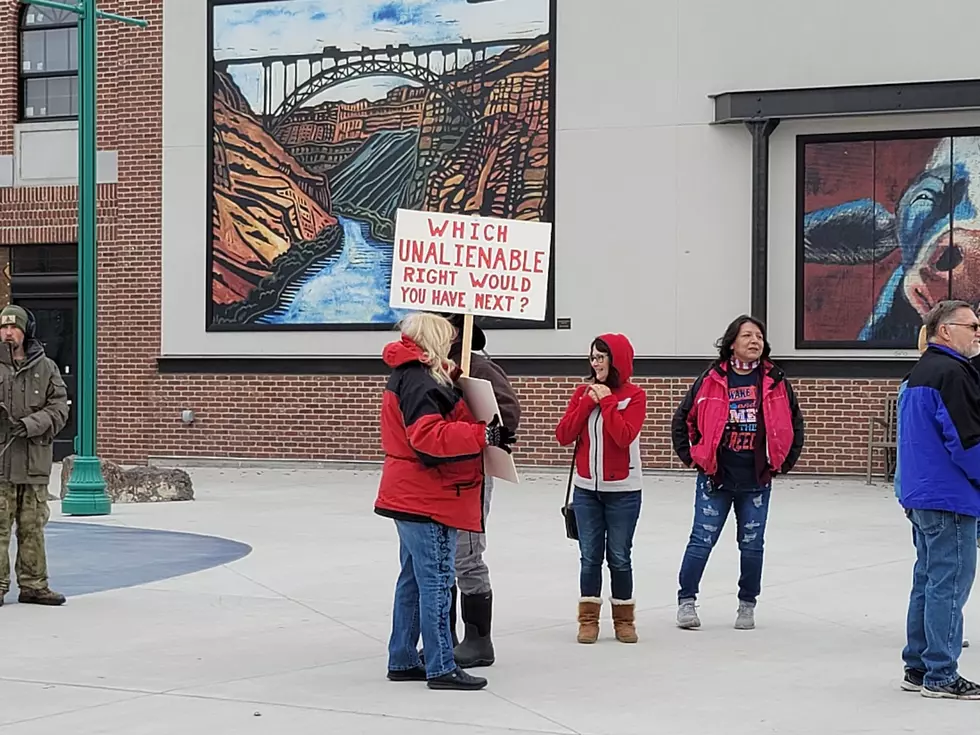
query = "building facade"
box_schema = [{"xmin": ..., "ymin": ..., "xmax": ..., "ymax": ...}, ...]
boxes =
[{"xmin": 5, "ymin": 0, "xmax": 977, "ymax": 473}]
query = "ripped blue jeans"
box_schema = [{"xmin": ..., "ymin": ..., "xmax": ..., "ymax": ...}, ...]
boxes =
[{"xmin": 677, "ymin": 473, "xmax": 772, "ymax": 604}]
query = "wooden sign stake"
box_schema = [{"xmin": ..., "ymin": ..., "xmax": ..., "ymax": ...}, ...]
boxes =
[{"xmin": 460, "ymin": 313, "xmax": 474, "ymax": 377}]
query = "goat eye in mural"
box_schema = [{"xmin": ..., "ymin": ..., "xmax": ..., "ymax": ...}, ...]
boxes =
[
  {"xmin": 800, "ymin": 132, "xmax": 980, "ymax": 347},
  {"xmin": 208, "ymin": 0, "xmax": 554, "ymax": 329}
]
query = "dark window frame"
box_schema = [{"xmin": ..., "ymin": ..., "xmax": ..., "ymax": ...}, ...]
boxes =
[
  {"xmin": 18, "ymin": 3, "xmax": 79, "ymax": 122},
  {"xmin": 9, "ymin": 243, "xmax": 78, "ymax": 277}
]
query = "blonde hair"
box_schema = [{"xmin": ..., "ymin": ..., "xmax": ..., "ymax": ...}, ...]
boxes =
[
  {"xmin": 399, "ymin": 312, "xmax": 456, "ymax": 386},
  {"xmin": 917, "ymin": 324, "xmax": 928, "ymax": 354}
]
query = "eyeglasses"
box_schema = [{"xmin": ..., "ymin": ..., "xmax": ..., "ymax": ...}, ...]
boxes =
[
  {"xmin": 589, "ymin": 354, "xmax": 608, "ymax": 364},
  {"xmin": 947, "ymin": 322, "xmax": 980, "ymax": 332}
]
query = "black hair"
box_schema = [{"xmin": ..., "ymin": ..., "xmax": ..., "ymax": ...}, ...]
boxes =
[
  {"xmin": 588, "ymin": 337, "xmax": 621, "ymax": 389},
  {"xmin": 715, "ymin": 315, "xmax": 771, "ymax": 364}
]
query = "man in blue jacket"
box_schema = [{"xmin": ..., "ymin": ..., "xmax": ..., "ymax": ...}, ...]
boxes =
[
  {"xmin": 893, "ymin": 326, "xmax": 927, "ymax": 504},
  {"xmin": 898, "ymin": 300, "xmax": 980, "ymax": 699}
]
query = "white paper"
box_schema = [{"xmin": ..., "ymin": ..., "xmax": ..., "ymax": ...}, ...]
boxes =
[
  {"xmin": 457, "ymin": 376, "xmax": 519, "ymax": 485},
  {"xmin": 389, "ymin": 208, "xmax": 552, "ymax": 321}
]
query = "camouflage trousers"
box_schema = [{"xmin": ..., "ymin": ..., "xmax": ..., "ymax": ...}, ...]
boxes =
[{"xmin": 0, "ymin": 482, "xmax": 50, "ymax": 593}]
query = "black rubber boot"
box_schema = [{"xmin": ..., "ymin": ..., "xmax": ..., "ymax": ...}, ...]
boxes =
[{"xmin": 454, "ymin": 591, "xmax": 495, "ymax": 668}]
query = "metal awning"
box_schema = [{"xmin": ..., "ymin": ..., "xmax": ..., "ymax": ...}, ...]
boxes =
[{"xmin": 711, "ymin": 78, "xmax": 980, "ymax": 124}]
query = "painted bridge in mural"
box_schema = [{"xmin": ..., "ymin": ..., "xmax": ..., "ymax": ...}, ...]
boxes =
[{"xmin": 214, "ymin": 37, "xmax": 539, "ymax": 130}]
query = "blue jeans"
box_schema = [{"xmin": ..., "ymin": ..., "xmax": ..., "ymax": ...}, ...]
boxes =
[
  {"xmin": 387, "ymin": 520, "xmax": 458, "ymax": 679},
  {"xmin": 572, "ymin": 488, "xmax": 642, "ymax": 600},
  {"xmin": 903, "ymin": 508, "xmax": 978, "ymax": 688},
  {"xmin": 677, "ymin": 473, "xmax": 771, "ymax": 604}
]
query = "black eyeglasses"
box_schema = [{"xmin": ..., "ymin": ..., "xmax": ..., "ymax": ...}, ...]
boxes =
[{"xmin": 947, "ymin": 322, "xmax": 980, "ymax": 332}]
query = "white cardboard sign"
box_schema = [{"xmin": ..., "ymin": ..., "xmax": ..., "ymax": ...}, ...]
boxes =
[
  {"xmin": 457, "ymin": 376, "xmax": 520, "ymax": 485},
  {"xmin": 389, "ymin": 208, "xmax": 552, "ymax": 321}
]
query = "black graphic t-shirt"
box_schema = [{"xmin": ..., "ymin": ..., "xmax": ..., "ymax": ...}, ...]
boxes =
[{"xmin": 718, "ymin": 368, "xmax": 761, "ymax": 490}]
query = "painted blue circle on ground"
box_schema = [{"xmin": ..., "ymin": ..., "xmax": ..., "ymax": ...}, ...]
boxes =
[{"xmin": 9, "ymin": 521, "xmax": 253, "ymax": 599}]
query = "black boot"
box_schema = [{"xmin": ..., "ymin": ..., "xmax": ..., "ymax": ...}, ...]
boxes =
[{"xmin": 454, "ymin": 591, "xmax": 495, "ymax": 668}]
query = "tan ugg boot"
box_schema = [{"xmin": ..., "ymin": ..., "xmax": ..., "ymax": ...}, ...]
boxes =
[
  {"xmin": 611, "ymin": 598, "xmax": 638, "ymax": 643},
  {"xmin": 577, "ymin": 597, "xmax": 602, "ymax": 643}
]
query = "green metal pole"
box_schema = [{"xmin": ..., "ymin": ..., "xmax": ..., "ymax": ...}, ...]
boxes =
[{"xmin": 61, "ymin": 0, "xmax": 110, "ymax": 516}]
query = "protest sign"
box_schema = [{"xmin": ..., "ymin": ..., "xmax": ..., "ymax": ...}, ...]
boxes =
[
  {"xmin": 457, "ymin": 376, "xmax": 520, "ymax": 484},
  {"xmin": 389, "ymin": 209, "xmax": 553, "ymax": 321}
]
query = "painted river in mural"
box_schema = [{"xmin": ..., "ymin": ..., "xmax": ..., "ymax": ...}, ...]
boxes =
[{"xmin": 257, "ymin": 217, "xmax": 407, "ymax": 325}]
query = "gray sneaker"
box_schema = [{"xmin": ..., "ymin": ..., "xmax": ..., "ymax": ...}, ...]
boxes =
[
  {"xmin": 734, "ymin": 601, "xmax": 755, "ymax": 630},
  {"xmin": 921, "ymin": 676, "xmax": 980, "ymax": 700},
  {"xmin": 676, "ymin": 599, "xmax": 700, "ymax": 629}
]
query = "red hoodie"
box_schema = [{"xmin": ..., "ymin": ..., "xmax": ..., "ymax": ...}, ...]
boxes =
[
  {"xmin": 374, "ymin": 336, "xmax": 488, "ymax": 533},
  {"xmin": 555, "ymin": 334, "xmax": 647, "ymax": 492}
]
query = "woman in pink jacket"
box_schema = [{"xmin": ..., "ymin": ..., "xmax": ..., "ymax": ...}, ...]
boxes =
[{"xmin": 556, "ymin": 334, "xmax": 647, "ymax": 645}]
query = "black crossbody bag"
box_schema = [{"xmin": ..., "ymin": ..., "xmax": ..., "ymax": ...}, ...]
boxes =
[{"xmin": 560, "ymin": 440, "xmax": 579, "ymax": 540}]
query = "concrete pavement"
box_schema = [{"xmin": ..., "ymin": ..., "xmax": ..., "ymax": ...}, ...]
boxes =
[{"xmin": 0, "ymin": 467, "xmax": 976, "ymax": 733}]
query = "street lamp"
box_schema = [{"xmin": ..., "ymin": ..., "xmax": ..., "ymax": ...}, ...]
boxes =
[{"xmin": 18, "ymin": 0, "xmax": 147, "ymax": 516}]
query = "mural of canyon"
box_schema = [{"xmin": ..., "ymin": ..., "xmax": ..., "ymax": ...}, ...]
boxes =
[
  {"xmin": 208, "ymin": 0, "xmax": 555, "ymax": 328},
  {"xmin": 800, "ymin": 130, "xmax": 980, "ymax": 347}
]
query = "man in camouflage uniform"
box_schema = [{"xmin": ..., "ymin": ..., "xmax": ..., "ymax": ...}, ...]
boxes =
[{"xmin": 0, "ymin": 304, "xmax": 68, "ymax": 606}]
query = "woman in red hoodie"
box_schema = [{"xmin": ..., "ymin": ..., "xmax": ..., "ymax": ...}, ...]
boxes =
[
  {"xmin": 670, "ymin": 315, "xmax": 804, "ymax": 631},
  {"xmin": 556, "ymin": 334, "xmax": 647, "ymax": 645},
  {"xmin": 375, "ymin": 312, "xmax": 515, "ymax": 691}
]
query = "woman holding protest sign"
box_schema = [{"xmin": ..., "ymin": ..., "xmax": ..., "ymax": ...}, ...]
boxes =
[
  {"xmin": 670, "ymin": 315, "xmax": 804, "ymax": 631},
  {"xmin": 375, "ymin": 312, "xmax": 516, "ymax": 690},
  {"xmin": 556, "ymin": 334, "xmax": 647, "ymax": 644}
]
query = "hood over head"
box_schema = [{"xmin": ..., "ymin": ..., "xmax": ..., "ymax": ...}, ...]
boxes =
[
  {"xmin": 597, "ymin": 333, "xmax": 635, "ymax": 383},
  {"xmin": 383, "ymin": 335, "xmax": 426, "ymax": 369},
  {"xmin": 443, "ymin": 313, "xmax": 487, "ymax": 352}
]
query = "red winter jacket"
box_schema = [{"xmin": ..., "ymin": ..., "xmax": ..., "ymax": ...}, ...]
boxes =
[
  {"xmin": 374, "ymin": 336, "xmax": 488, "ymax": 533},
  {"xmin": 670, "ymin": 360, "xmax": 805, "ymax": 484},
  {"xmin": 555, "ymin": 334, "xmax": 647, "ymax": 492}
]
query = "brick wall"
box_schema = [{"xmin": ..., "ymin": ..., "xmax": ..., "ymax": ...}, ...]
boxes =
[
  {"xmin": 148, "ymin": 374, "xmax": 899, "ymax": 476},
  {"xmin": 1, "ymin": 0, "xmax": 162, "ymax": 464},
  {"xmin": 0, "ymin": 1, "xmax": 899, "ymax": 478},
  {"xmin": 0, "ymin": 186, "xmax": 118, "ymax": 245}
]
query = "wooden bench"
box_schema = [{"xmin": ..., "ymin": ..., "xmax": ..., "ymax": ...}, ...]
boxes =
[{"xmin": 866, "ymin": 395, "xmax": 898, "ymax": 485}]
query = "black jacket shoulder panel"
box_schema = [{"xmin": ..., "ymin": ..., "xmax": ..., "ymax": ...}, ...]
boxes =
[
  {"xmin": 766, "ymin": 362, "xmax": 786, "ymax": 386},
  {"xmin": 388, "ymin": 363, "xmax": 460, "ymax": 427},
  {"xmin": 908, "ymin": 347, "xmax": 980, "ymax": 451}
]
